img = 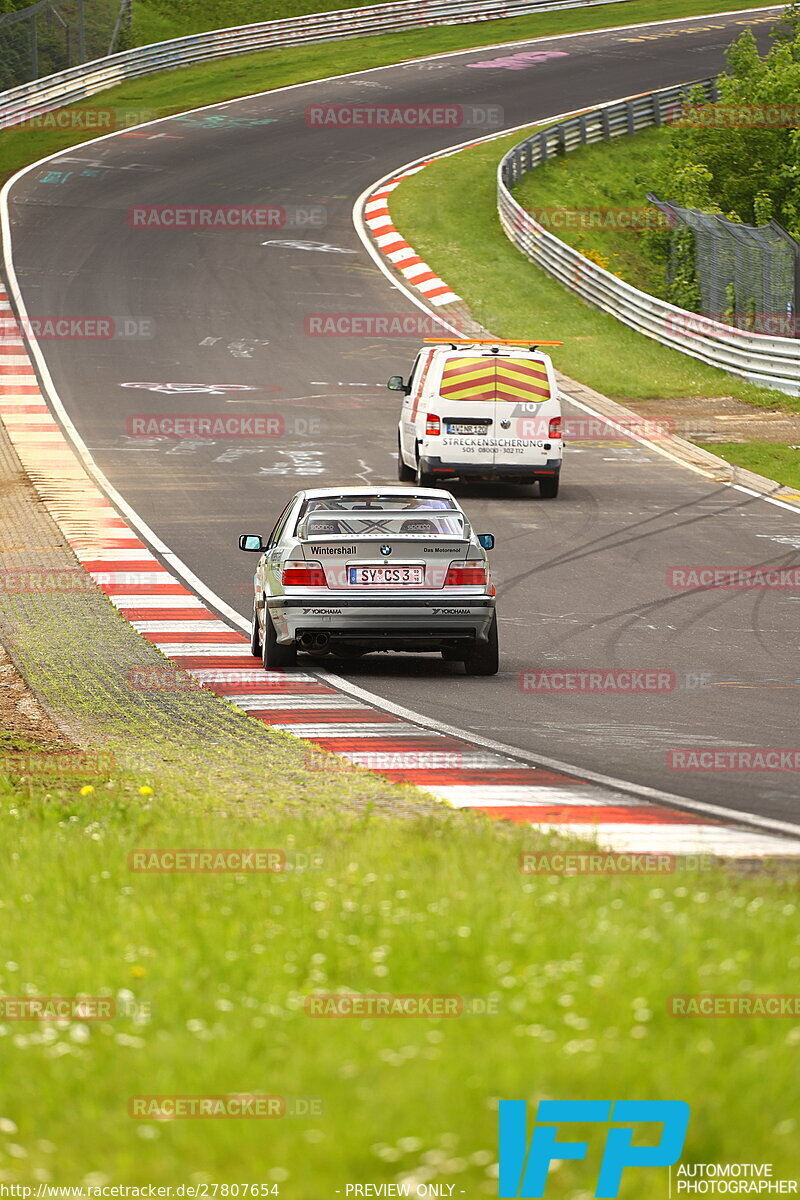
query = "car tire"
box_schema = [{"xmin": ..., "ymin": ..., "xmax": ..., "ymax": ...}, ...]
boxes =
[
  {"xmin": 462, "ymin": 612, "xmax": 499, "ymax": 676},
  {"xmin": 539, "ymin": 475, "xmax": 560, "ymax": 499},
  {"xmin": 262, "ymin": 609, "xmax": 297, "ymax": 670},
  {"xmin": 250, "ymin": 603, "xmax": 262, "ymax": 658},
  {"xmin": 415, "ymin": 445, "xmax": 435, "ymax": 489},
  {"xmin": 397, "ymin": 433, "xmax": 415, "ymax": 481}
]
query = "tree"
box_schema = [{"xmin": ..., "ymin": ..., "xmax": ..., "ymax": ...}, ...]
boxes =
[{"xmin": 654, "ymin": 18, "xmax": 800, "ymax": 236}]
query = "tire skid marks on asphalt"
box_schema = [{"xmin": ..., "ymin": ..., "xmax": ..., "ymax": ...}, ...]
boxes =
[{"xmin": 2, "ymin": 284, "xmax": 800, "ymax": 857}]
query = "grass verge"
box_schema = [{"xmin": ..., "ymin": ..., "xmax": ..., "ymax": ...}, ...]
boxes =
[
  {"xmin": 389, "ymin": 129, "xmax": 800, "ymax": 413},
  {"xmin": 697, "ymin": 441, "xmax": 800, "ymax": 488},
  {"xmin": 513, "ymin": 125, "xmax": 669, "ymax": 295},
  {"xmin": 0, "ymin": 762, "xmax": 799, "ymax": 1187},
  {"xmin": 0, "ymin": 1, "xmax": 779, "ymax": 186}
]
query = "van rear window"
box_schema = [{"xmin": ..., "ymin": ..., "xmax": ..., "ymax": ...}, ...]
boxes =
[{"xmin": 438, "ymin": 356, "xmax": 551, "ymax": 402}]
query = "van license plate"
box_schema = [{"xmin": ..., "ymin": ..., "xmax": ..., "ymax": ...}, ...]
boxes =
[
  {"xmin": 446, "ymin": 423, "xmax": 486, "ymax": 435},
  {"xmin": 349, "ymin": 566, "xmax": 425, "ymax": 586}
]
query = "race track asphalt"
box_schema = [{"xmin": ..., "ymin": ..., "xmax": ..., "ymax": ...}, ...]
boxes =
[{"xmin": 6, "ymin": 5, "xmax": 800, "ymax": 823}]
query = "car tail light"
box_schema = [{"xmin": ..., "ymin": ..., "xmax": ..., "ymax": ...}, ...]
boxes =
[
  {"xmin": 548, "ymin": 416, "xmax": 562, "ymax": 438},
  {"xmin": 444, "ymin": 563, "xmax": 487, "ymax": 586},
  {"xmin": 426, "ymin": 413, "xmax": 441, "ymax": 435},
  {"xmin": 282, "ymin": 562, "xmax": 326, "ymax": 586}
]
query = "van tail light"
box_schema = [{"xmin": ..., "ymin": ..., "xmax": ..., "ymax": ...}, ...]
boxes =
[
  {"xmin": 548, "ymin": 416, "xmax": 562, "ymax": 438},
  {"xmin": 282, "ymin": 562, "xmax": 326, "ymax": 587},
  {"xmin": 426, "ymin": 413, "xmax": 441, "ymax": 435},
  {"xmin": 444, "ymin": 563, "xmax": 488, "ymax": 586}
]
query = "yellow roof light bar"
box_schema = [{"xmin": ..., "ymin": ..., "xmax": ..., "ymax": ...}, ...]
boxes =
[{"xmin": 423, "ymin": 338, "xmax": 563, "ymax": 346}]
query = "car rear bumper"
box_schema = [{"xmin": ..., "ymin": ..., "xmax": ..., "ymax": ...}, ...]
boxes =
[
  {"xmin": 266, "ymin": 594, "xmax": 495, "ymax": 648},
  {"xmin": 421, "ymin": 455, "xmax": 562, "ymax": 481}
]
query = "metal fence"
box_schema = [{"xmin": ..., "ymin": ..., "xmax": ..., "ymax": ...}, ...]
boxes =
[
  {"xmin": 0, "ymin": 0, "xmax": 123, "ymax": 90},
  {"xmin": 649, "ymin": 194, "xmax": 800, "ymax": 338},
  {"xmin": 0, "ymin": 0, "xmax": 636, "ymax": 130},
  {"xmin": 498, "ymin": 80, "xmax": 800, "ymax": 396}
]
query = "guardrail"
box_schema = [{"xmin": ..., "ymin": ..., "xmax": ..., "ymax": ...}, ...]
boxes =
[
  {"xmin": 498, "ymin": 79, "xmax": 800, "ymax": 396},
  {"xmin": 0, "ymin": 0, "xmax": 635, "ymax": 132}
]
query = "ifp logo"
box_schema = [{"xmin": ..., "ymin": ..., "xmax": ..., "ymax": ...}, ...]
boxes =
[{"xmin": 498, "ymin": 1100, "xmax": 690, "ymax": 1198}]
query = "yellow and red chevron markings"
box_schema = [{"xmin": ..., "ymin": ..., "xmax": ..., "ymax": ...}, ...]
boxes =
[
  {"xmin": 439, "ymin": 357, "xmax": 552, "ymax": 402},
  {"xmin": 2, "ymin": 285, "xmax": 799, "ymax": 857}
]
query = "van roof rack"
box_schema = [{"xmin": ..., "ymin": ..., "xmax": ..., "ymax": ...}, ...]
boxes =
[{"xmin": 423, "ymin": 338, "xmax": 563, "ymax": 349}]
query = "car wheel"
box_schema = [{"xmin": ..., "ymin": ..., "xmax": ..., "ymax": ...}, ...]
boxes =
[
  {"xmin": 539, "ymin": 475, "xmax": 560, "ymax": 499},
  {"xmin": 262, "ymin": 609, "xmax": 297, "ymax": 670},
  {"xmin": 250, "ymin": 603, "xmax": 262, "ymax": 658},
  {"xmin": 415, "ymin": 445, "xmax": 435, "ymax": 489},
  {"xmin": 397, "ymin": 432, "xmax": 415, "ymax": 481},
  {"xmin": 462, "ymin": 612, "xmax": 499, "ymax": 676}
]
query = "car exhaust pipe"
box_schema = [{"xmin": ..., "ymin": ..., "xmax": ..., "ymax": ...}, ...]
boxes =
[{"xmin": 298, "ymin": 632, "xmax": 331, "ymax": 651}]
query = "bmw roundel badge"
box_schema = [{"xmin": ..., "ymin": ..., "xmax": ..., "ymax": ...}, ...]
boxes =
[{"xmin": 380, "ymin": 545, "xmax": 392, "ymax": 557}]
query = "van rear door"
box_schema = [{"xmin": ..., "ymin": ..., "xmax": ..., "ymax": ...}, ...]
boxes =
[
  {"xmin": 491, "ymin": 356, "xmax": 556, "ymax": 470},
  {"xmin": 437, "ymin": 354, "xmax": 496, "ymax": 470}
]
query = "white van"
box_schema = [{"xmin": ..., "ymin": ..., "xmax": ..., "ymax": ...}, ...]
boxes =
[{"xmin": 389, "ymin": 339, "xmax": 563, "ymax": 498}]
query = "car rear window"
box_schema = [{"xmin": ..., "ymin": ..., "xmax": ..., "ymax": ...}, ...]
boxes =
[{"xmin": 301, "ymin": 511, "xmax": 465, "ymax": 539}]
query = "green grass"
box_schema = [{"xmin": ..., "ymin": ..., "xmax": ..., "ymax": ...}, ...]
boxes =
[
  {"xmin": 513, "ymin": 125, "xmax": 669, "ymax": 295},
  {"xmin": 697, "ymin": 441, "xmax": 800, "ymax": 489},
  {"xmin": 0, "ymin": 0, "xmax": 780, "ymax": 187},
  {"xmin": 1, "ymin": 767, "xmax": 799, "ymax": 1188},
  {"xmin": 390, "ymin": 130, "xmax": 800, "ymax": 412},
  {"xmin": 128, "ymin": 0, "xmax": 784, "ymax": 44}
]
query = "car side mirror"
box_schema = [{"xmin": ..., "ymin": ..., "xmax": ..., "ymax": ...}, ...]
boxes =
[
  {"xmin": 387, "ymin": 375, "xmax": 408, "ymax": 393},
  {"xmin": 478, "ymin": 533, "xmax": 495, "ymax": 550},
  {"xmin": 239, "ymin": 534, "xmax": 264, "ymax": 552}
]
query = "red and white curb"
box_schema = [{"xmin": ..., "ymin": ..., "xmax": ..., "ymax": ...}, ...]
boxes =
[
  {"xmin": 363, "ymin": 166, "xmax": 460, "ymax": 307},
  {"xmin": 2, "ymin": 286, "xmax": 800, "ymax": 858}
]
